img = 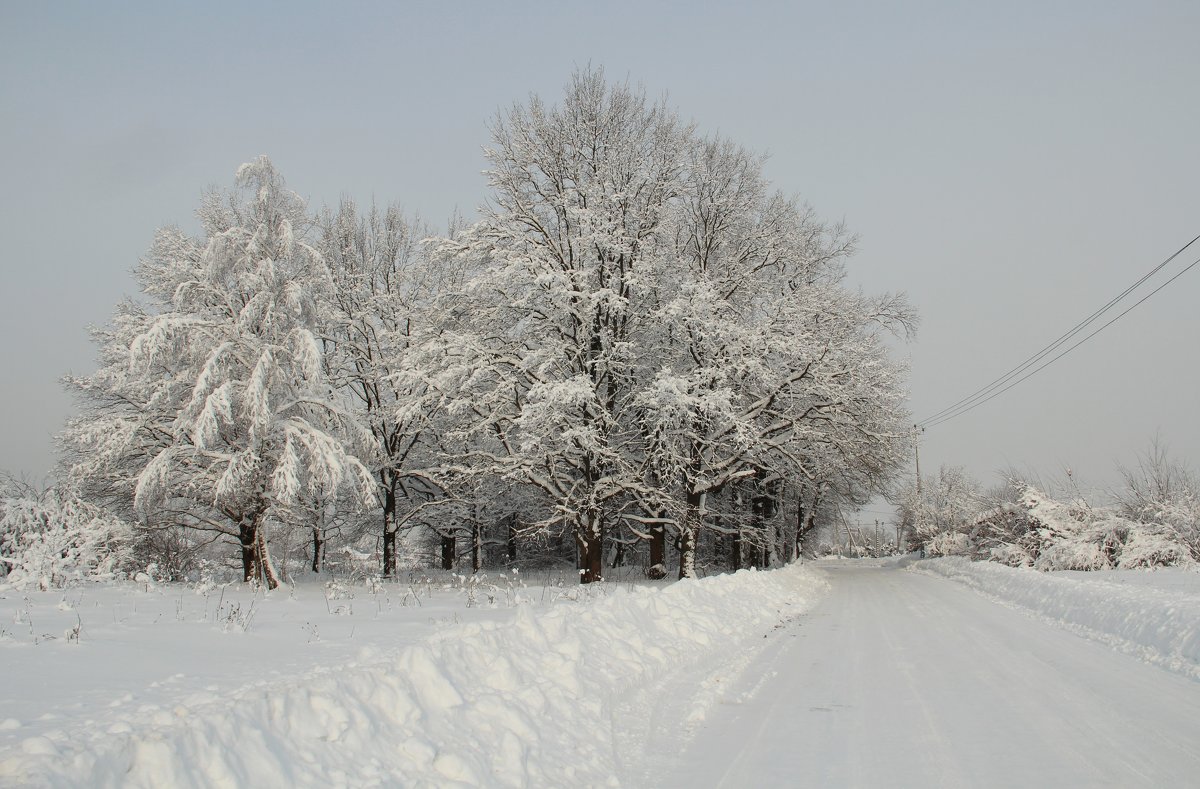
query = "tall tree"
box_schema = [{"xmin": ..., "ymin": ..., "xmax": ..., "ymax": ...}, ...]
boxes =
[
  {"xmin": 319, "ymin": 200, "xmax": 455, "ymax": 576},
  {"xmin": 429, "ymin": 68, "xmax": 688, "ymax": 582},
  {"xmin": 64, "ymin": 158, "xmax": 374, "ymax": 586},
  {"xmin": 636, "ymin": 137, "xmax": 913, "ymax": 577}
]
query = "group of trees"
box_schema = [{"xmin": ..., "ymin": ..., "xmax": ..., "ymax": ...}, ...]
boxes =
[
  {"xmin": 38, "ymin": 70, "xmax": 915, "ymax": 587},
  {"xmin": 900, "ymin": 443, "xmax": 1200, "ymax": 570}
]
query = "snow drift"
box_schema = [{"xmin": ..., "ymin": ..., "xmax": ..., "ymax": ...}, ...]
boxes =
[
  {"xmin": 910, "ymin": 557, "xmax": 1200, "ymax": 679},
  {"xmin": 0, "ymin": 564, "xmax": 827, "ymax": 788}
]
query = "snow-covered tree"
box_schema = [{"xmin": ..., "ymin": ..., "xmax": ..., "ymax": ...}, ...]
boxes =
[
  {"xmin": 902, "ymin": 465, "xmax": 984, "ymax": 555},
  {"xmin": 64, "ymin": 158, "xmax": 374, "ymax": 587},
  {"xmin": 319, "ymin": 200, "xmax": 462, "ymax": 575},
  {"xmin": 637, "ymin": 137, "xmax": 914, "ymax": 577},
  {"xmin": 427, "ymin": 68, "xmax": 689, "ymax": 582},
  {"xmin": 423, "ymin": 70, "xmax": 916, "ymax": 582}
]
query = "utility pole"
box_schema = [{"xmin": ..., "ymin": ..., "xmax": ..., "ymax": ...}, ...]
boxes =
[
  {"xmin": 913, "ymin": 424, "xmax": 924, "ymax": 497},
  {"xmin": 904, "ymin": 424, "xmax": 926, "ymax": 555}
]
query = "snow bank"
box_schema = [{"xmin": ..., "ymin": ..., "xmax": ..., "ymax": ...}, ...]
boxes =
[
  {"xmin": 0, "ymin": 564, "xmax": 827, "ymax": 788},
  {"xmin": 910, "ymin": 557, "xmax": 1200, "ymax": 679}
]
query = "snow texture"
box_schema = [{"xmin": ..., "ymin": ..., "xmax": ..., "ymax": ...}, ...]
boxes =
[
  {"xmin": 671, "ymin": 560, "xmax": 1200, "ymax": 788},
  {"xmin": 910, "ymin": 556, "xmax": 1200, "ymax": 679},
  {"xmin": 0, "ymin": 564, "xmax": 827, "ymax": 787}
]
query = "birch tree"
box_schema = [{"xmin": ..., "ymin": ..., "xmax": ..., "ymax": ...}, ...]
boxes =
[{"xmin": 64, "ymin": 158, "xmax": 374, "ymax": 586}]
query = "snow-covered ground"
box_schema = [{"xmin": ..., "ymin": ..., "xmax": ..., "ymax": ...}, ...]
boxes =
[
  {"xmin": 669, "ymin": 559, "xmax": 1200, "ymax": 788},
  {"xmin": 667, "ymin": 556, "xmax": 1200, "ymax": 781},
  {"xmin": 4, "ymin": 559, "xmax": 1200, "ymax": 787},
  {"xmin": 0, "ymin": 570, "xmax": 544, "ymax": 754},
  {"xmin": 909, "ymin": 556, "xmax": 1200, "ymax": 679},
  {"xmin": 0, "ymin": 565, "xmax": 827, "ymax": 787}
]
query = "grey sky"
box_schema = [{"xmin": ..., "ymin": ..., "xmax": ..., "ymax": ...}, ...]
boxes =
[{"xmin": 2, "ymin": 0, "xmax": 1197, "ymax": 496}]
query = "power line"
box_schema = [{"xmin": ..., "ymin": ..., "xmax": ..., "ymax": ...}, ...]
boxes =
[
  {"xmin": 922, "ymin": 253, "xmax": 1200, "ymax": 429},
  {"xmin": 918, "ymin": 233, "xmax": 1200, "ymax": 427}
]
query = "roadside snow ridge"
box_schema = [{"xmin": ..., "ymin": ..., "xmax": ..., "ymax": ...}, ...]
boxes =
[
  {"xmin": 910, "ymin": 557, "xmax": 1200, "ymax": 679},
  {"xmin": 0, "ymin": 564, "xmax": 827, "ymax": 788}
]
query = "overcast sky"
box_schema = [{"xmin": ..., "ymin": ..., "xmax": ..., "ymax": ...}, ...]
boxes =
[{"xmin": 2, "ymin": 0, "xmax": 1197, "ymax": 498}]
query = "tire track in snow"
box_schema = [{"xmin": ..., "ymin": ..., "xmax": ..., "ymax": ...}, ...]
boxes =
[{"xmin": 670, "ymin": 560, "xmax": 1200, "ymax": 788}]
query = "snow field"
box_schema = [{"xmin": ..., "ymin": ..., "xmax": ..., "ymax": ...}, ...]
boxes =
[
  {"xmin": 1, "ymin": 564, "xmax": 828, "ymax": 788},
  {"xmin": 909, "ymin": 557, "xmax": 1200, "ymax": 679}
]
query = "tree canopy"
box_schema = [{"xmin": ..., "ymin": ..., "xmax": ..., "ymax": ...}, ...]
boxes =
[{"xmin": 61, "ymin": 70, "xmax": 916, "ymax": 583}]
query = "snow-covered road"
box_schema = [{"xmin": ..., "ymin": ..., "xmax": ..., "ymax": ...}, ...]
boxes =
[{"xmin": 669, "ymin": 561, "xmax": 1200, "ymax": 788}]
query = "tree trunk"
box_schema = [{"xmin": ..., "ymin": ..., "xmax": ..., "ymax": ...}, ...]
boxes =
[
  {"xmin": 381, "ymin": 476, "xmax": 397, "ymax": 578},
  {"xmin": 795, "ymin": 483, "xmax": 823, "ymax": 559},
  {"xmin": 252, "ymin": 514, "xmax": 281, "ymax": 589},
  {"xmin": 577, "ymin": 511, "xmax": 604, "ymax": 584},
  {"xmin": 311, "ymin": 526, "xmax": 324, "ymax": 574},
  {"xmin": 239, "ymin": 521, "xmax": 256, "ymax": 583},
  {"xmin": 237, "ymin": 509, "xmax": 279, "ymax": 589},
  {"xmin": 752, "ymin": 477, "xmax": 779, "ymax": 569},
  {"xmin": 751, "ymin": 488, "xmax": 766, "ymax": 568},
  {"xmin": 678, "ymin": 489, "xmax": 702, "ymax": 579},
  {"xmin": 471, "ymin": 516, "xmax": 483, "ymax": 574},
  {"xmin": 649, "ymin": 524, "xmax": 665, "ymax": 569},
  {"xmin": 440, "ymin": 533, "xmax": 456, "ymax": 571},
  {"xmin": 730, "ymin": 489, "xmax": 743, "ymax": 570},
  {"xmin": 610, "ymin": 535, "xmax": 625, "ymax": 569},
  {"xmin": 507, "ymin": 514, "xmax": 518, "ymax": 564},
  {"xmin": 642, "ymin": 476, "xmax": 667, "ymax": 577},
  {"xmin": 795, "ymin": 490, "xmax": 806, "ymax": 561}
]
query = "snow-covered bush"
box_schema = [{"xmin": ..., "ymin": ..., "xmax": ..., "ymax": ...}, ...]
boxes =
[
  {"xmin": 1118, "ymin": 523, "xmax": 1193, "ymax": 569},
  {"xmin": 1114, "ymin": 442, "xmax": 1200, "ymax": 563},
  {"xmin": 0, "ymin": 489, "xmax": 131, "ymax": 589},
  {"xmin": 1018, "ymin": 486, "xmax": 1196, "ymax": 571},
  {"xmin": 925, "ymin": 531, "xmax": 972, "ymax": 557},
  {"xmin": 968, "ymin": 500, "xmax": 1031, "ymax": 561},
  {"xmin": 988, "ymin": 542, "xmax": 1033, "ymax": 567},
  {"xmin": 129, "ymin": 522, "xmax": 212, "ymax": 583},
  {"xmin": 911, "ymin": 475, "xmax": 1196, "ymax": 572},
  {"xmin": 1033, "ymin": 534, "xmax": 1111, "ymax": 571},
  {"xmin": 1020, "ymin": 487, "xmax": 1112, "ymax": 571}
]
